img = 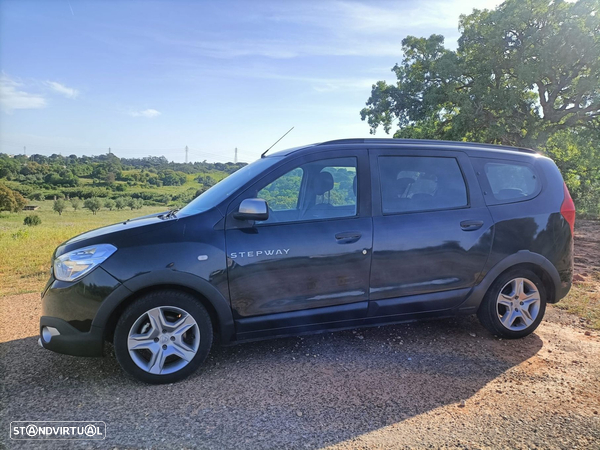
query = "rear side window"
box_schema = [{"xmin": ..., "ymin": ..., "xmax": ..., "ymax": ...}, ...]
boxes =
[
  {"xmin": 481, "ymin": 160, "xmax": 539, "ymax": 204},
  {"xmin": 378, "ymin": 156, "xmax": 468, "ymax": 214}
]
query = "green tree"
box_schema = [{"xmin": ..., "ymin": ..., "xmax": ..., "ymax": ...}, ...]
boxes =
[
  {"xmin": 115, "ymin": 197, "xmax": 127, "ymax": 210},
  {"xmin": 544, "ymin": 129, "xmax": 600, "ymax": 216},
  {"xmin": 127, "ymin": 197, "xmax": 144, "ymax": 210},
  {"xmin": 84, "ymin": 197, "xmax": 103, "ymax": 215},
  {"xmin": 71, "ymin": 197, "xmax": 81, "ymax": 211},
  {"xmin": 53, "ymin": 198, "xmax": 66, "ymax": 215},
  {"xmin": 104, "ymin": 198, "xmax": 116, "ymax": 210},
  {"xmin": 0, "ymin": 183, "xmax": 27, "ymax": 212},
  {"xmin": 360, "ymin": 0, "xmax": 600, "ymax": 146}
]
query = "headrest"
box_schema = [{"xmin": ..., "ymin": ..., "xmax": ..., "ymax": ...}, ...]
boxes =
[
  {"xmin": 315, "ymin": 171, "xmax": 334, "ymax": 195},
  {"xmin": 352, "ymin": 175, "xmax": 357, "ymax": 196},
  {"xmin": 395, "ymin": 177, "xmax": 414, "ymax": 195}
]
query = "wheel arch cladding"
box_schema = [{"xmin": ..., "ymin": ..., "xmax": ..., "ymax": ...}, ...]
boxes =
[
  {"xmin": 460, "ymin": 250, "xmax": 562, "ymax": 312},
  {"xmin": 94, "ymin": 271, "xmax": 235, "ymax": 344}
]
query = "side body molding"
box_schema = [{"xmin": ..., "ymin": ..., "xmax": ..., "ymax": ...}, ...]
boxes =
[
  {"xmin": 458, "ymin": 250, "xmax": 564, "ymax": 314},
  {"xmin": 92, "ymin": 270, "xmax": 236, "ymax": 343}
]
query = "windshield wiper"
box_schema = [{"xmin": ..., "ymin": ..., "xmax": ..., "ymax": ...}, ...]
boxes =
[{"xmin": 160, "ymin": 209, "xmax": 179, "ymax": 219}]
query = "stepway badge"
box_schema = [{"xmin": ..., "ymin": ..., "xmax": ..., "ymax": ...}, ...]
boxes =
[{"xmin": 10, "ymin": 421, "xmax": 106, "ymax": 440}]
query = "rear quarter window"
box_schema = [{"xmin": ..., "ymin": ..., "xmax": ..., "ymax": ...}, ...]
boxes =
[{"xmin": 474, "ymin": 158, "xmax": 541, "ymax": 205}]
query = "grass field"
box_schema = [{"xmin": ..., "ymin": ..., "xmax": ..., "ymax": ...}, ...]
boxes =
[
  {"xmin": 555, "ymin": 274, "xmax": 600, "ymax": 329},
  {"xmin": 0, "ymin": 201, "xmax": 166, "ymax": 297},
  {"xmin": 1, "ymin": 206, "xmax": 598, "ymax": 329}
]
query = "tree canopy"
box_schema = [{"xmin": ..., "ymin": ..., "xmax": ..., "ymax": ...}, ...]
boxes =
[{"xmin": 360, "ymin": 0, "xmax": 600, "ymax": 146}]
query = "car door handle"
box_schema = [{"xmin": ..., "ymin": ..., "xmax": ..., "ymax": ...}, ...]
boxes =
[
  {"xmin": 460, "ymin": 220, "xmax": 484, "ymax": 231},
  {"xmin": 335, "ymin": 232, "xmax": 362, "ymax": 244}
]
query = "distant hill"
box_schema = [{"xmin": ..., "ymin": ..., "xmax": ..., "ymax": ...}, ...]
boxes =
[{"xmin": 0, "ymin": 152, "xmax": 246, "ymax": 207}]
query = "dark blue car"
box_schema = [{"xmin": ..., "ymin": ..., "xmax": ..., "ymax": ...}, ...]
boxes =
[{"xmin": 40, "ymin": 138, "xmax": 575, "ymax": 383}]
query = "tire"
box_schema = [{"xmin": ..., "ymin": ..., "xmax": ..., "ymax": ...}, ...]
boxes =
[
  {"xmin": 477, "ymin": 269, "xmax": 547, "ymax": 339},
  {"xmin": 114, "ymin": 290, "xmax": 213, "ymax": 384}
]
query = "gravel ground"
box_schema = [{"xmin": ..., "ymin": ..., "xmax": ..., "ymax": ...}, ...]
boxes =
[{"xmin": 1, "ymin": 294, "xmax": 599, "ymax": 449}]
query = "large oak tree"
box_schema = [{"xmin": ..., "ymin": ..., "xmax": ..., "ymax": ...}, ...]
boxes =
[{"xmin": 360, "ymin": 0, "xmax": 600, "ymax": 147}]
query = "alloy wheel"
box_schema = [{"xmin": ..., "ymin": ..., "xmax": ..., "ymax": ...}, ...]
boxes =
[
  {"xmin": 127, "ymin": 306, "xmax": 200, "ymax": 375},
  {"xmin": 496, "ymin": 277, "xmax": 541, "ymax": 331}
]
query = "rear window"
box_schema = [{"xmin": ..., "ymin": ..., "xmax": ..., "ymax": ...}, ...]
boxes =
[{"xmin": 478, "ymin": 160, "xmax": 540, "ymax": 204}]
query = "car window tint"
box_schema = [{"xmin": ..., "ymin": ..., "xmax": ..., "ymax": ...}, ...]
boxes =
[
  {"xmin": 484, "ymin": 162, "xmax": 538, "ymax": 202},
  {"xmin": 379, "ymin": 156, "xmax": 467, "ymax": 214},
  {"xmin": 256, "ymin": 157, "xmax": 357, "ymax": 224}
]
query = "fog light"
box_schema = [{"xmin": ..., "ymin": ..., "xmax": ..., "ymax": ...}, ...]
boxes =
[{"xmin": 41, "ymin": 326, "xmax": 60, "ymax": 343}]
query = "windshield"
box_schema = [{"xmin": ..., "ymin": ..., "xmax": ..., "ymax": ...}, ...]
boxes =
[{"xmin": 178, "ymin": 156, "xmax": 283, "ymax": 217}]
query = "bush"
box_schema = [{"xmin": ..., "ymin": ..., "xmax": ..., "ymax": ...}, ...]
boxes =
[
  {"xmin": 23, "ymin": 215, "xmax": 41, "ymax": 226},
  {"xmin": 11, "ymin": 229, "xmax": 29, "ymax": 240}
]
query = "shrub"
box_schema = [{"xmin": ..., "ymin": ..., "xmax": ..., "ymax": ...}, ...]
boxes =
[
  {"xmin": 23, "ymin": 215, "xmax": 41, "ymax": 226},
  {"xmin": 11, "ymin": 229, "xmax": 29, "ymax": 240}
]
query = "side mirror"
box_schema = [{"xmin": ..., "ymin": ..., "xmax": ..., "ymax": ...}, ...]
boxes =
[{"xmin": 234, "ymin": 198, "xmax": 269, "ymax": 221}]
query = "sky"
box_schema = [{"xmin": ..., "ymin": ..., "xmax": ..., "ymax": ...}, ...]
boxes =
[{"xmin": 0, "ymin": 0, "xmax": 503, "ymax": 163}]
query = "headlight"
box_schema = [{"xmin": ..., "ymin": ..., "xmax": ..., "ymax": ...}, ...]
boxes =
[{"xmin": 53, "ymin": 244, "xmax": 117, "ymax": 282}]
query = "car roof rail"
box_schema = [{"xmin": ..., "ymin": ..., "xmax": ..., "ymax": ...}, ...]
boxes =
[{"xmin": 315, "ymin": 138, "xmax": 537, "ymax": 154}]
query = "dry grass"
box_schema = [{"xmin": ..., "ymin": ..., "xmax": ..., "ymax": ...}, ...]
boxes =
[
  {"xmin": 0, "ymin": 201, "xmax": 165, "ymax": 297},
  {"xmin": 554, "ymin": 272, "xmax": 600, "ymax": 330}
]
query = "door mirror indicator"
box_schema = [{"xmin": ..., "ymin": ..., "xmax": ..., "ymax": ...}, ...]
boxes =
[{"xmin": 235, "ymin": 198, "xmax": 269, "ymax": 221}]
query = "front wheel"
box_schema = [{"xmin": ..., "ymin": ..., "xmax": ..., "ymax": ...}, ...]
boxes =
[
  {"xmin": 477, "ymin": 269, "xmax": 547, "ymax": 339},
  {"xmin": 114, "ymin": 290, "xmax": 213, "ymax": 384}
]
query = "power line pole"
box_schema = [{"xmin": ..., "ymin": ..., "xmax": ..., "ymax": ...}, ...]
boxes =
[
  {"xmin": 234, "ymin": 147, "xmax": 238, "ymax": 163},
  {"xmin": 185, "ymin": 146, "xmax": 189, "ymax": 163},
  {"xmin": 108, "ymin": 147, "xmax": 111, "ymax": 154},
  {"xmin": 24, "ymin": 146, "xmax": 26, "ymax": 157}
]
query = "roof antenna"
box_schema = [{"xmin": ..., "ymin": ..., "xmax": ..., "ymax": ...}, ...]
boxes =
[{"xmin": 261, "ymin": 126, "xmax": 294, "ymax": 158}]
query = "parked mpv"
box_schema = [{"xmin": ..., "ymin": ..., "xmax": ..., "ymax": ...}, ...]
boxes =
[{"xmin": 40, "ymin": 139, "xmax": 575, "ymax": 383}]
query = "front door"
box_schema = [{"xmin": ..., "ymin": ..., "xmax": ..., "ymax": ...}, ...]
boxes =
[
  {"xmin": 369, "ymin": 149, "xmax": 494, "ymax": 312},
  {"xmin": 225, "ymin": 151, "xmax": 372, "ymax": 322}
]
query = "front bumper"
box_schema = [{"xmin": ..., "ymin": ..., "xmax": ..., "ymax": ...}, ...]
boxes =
[
  {"xmin": 39, "ymin": 316, "xmax": 104, "ymax": 356},
  {"xmin": 40, "ymin": 266, "xmax": 122, "ymax": 357}
]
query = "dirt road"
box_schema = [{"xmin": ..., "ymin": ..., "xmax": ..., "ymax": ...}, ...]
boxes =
[{"xmin": 1, "ymin": 222, "xmax": 599, "ymax": 449}]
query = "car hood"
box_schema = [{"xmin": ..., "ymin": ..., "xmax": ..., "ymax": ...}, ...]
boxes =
[{"xmin": 54, "ymin": 212, "xmax": 176, "ymax": 258}]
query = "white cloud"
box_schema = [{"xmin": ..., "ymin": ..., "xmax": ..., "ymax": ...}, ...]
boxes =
[
  {"xmin": 0, "ymin": 75, "xmax": 47, "ymax": 113},
  {"xmin": 46, "ymin": 81, "xmax": 79, "ymax": 99},
  {"xmin": 137, "ymin": 0, "xmax": 505, "ymax": 61},
  {"xmin": 129, "ymin": 109, "xmax": 161, "ymax": 118}
]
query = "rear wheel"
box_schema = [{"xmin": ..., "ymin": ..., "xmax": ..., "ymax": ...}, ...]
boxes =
[
  {"xmin": 477, "ymin": 269, "xmax": 546, "ymax": 339},
  {"xmin": 114, "ymin": 290, "xmax": 213, "ymax": 384}
]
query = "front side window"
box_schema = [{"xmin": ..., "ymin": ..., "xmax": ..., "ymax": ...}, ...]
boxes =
[
  {"xmin": 255, "ymin": 157, "xmax": 357, "ymax": 224},
  {"xmin": 379, "ymin": 156, "xmax": 468, "ymax": 214}
]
